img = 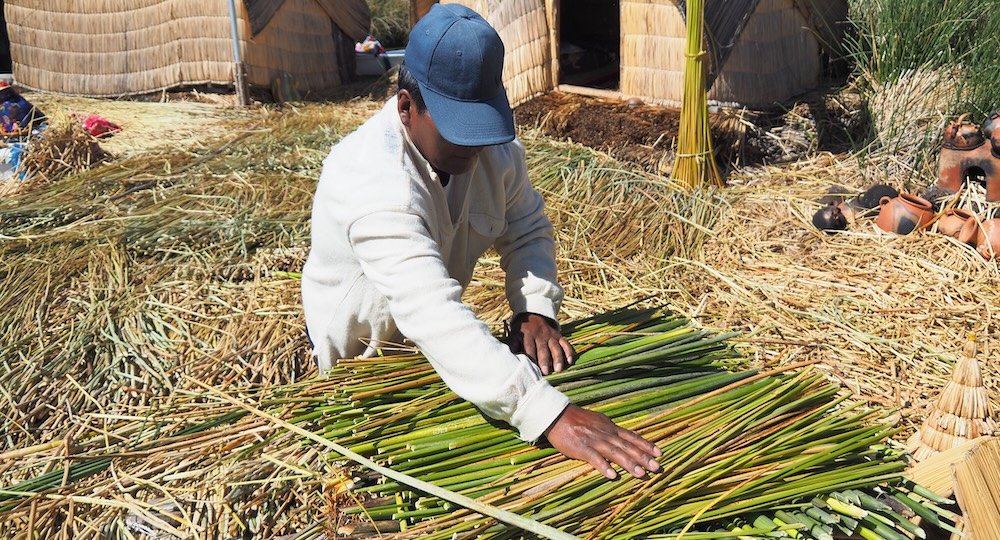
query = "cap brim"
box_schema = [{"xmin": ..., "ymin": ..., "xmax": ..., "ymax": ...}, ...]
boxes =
[{"xmin": 418, "ymin": 81, "xmax": 515, "ymax": 147}]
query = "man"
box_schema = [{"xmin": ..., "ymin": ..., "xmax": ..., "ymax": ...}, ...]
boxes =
[{"xmin": 302, "ymin": 3, "xmax": 660, "ymax": 480}]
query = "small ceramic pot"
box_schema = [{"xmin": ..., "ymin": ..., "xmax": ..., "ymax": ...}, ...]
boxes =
[
  {"xmin": 975, "ymin": 219, "xmax": 1000, "ymax": 260},
  {"xmin": 875, "ymin": 193, "xmax": 935, "ymax": 234},
  {"xmin": 811, "ymin": 202, "xmax": 848, "ymax": 233},
  {"xmin": 942, "ymin": 114, "xmax": 986, "ymax": 150},
  {"xmin": 939, "ymin": 115, "xmax": 990, "ymax": 194},
  {"xmin": 957, "ymin": 214, "xmax": 983, "ymax": 246},
  {"xmin": 936, "ymin": 208, "xmax": 976, "ymax": 238}
]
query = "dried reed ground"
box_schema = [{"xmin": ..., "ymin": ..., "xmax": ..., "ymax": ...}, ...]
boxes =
[{"xmin": 0, "ymin": 90, "xmax": 996, "ymax": 537}]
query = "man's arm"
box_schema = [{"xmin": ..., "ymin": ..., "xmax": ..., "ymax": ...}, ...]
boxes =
[
  {"xmin": 348, "ymin": 210, "xmax": 569, "ymax": 443},
  {"xmin": 491, "ymin": 141, "xmax": 662, "ymax": 478},
  {"xmin": 492, "ymin": 141, "xmax": 575, "ymax": 373}
]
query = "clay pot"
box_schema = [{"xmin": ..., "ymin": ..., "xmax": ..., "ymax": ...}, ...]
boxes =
[
  {"xmin": 811, "ymin": 202, "xmax": 848, "ymax": 233},
  {"xmin": 975, "ymin": 219, "xmax": 1000, "ymax": 260},
  {"xmin": 942, "ymin": 114, "xmax": 986, "ymax": 150},
  {"xmin": 875, "ymin": 193, "xmax": 935, "ymax": 234},
  {"xmin": 937, "ymin": 208, "xmax": 976, "ymax": 238},
  {"xmin": 957, "ymin": 214, "xmax": 982, "ymax": 246}
]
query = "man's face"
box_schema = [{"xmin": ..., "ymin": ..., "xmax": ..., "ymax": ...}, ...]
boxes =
[{"xmin": 398, "ymin": 90, "xmax": 483, "ymax": 176}]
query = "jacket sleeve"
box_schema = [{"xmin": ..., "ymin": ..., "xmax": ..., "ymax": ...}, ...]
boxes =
[
  {"xmin": 348, "ymin": 211, "xmax": 569, "ymax": 442},
  {"xmin": 494, "ymin": 141, "xmax": 564, "ymax": 321}
]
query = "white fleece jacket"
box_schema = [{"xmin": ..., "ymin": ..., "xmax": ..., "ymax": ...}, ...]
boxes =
[{"xmin": 301, "ymin": 98, "xmax": 570, "ymax": 442}]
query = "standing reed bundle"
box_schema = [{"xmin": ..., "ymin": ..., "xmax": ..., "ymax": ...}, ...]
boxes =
[{"xmin": 671, "ymin": 0, "xmax": 723, "ymax": 190}]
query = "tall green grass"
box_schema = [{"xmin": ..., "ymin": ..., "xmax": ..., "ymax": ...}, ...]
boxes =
[
  {"xmin": 845, "ymin": 0, "xmax": 1000, "ymax": 178},
  {"xmin": 369, "ymin": 0, "xmax": 410, "ymax": 49}
]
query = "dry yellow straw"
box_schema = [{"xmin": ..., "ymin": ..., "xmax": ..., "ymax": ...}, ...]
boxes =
[
  {"xmin": 671, "ymin": 0, "xmax": 723, "ymax": 189},
  {"xmin": 953, "ymin": 438, "xmax": 1000, "ymax": 539}
]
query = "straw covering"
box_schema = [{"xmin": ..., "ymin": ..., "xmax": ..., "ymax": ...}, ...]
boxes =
[{"xmin": 0, "ymin": 89, "xmax": 990, "ymax": 538}]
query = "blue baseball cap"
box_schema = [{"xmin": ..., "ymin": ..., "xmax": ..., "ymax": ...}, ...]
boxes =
[{"xmin": 405, "ymin": 4, "xmax": 515, "ymax": 147}]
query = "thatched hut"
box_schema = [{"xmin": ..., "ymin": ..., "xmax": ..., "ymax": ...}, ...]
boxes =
[
  {"xmin": 421, "ymin": 0, "xmax": 847, "ymax": 108},
  {"xmin": 3, "ymin": 0, "xmax": 371, "ymax": 97}
]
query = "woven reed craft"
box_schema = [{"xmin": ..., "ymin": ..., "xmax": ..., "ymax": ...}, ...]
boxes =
[
  {"xmin": 4, "ymin": 0, "xmax": 370, "ymax": 97},
  {"xmin": 953, "ymin": 438, "xmax": 1000, "ymax": 540},
  {"xmin": 907, "ymin": 333, "xmax": 996, "ymax": 461}
]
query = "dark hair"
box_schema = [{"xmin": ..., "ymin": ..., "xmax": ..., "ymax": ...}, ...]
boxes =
[{"xmin": 397, "ymin": 65, "xmax": 426, "ymax": 113}]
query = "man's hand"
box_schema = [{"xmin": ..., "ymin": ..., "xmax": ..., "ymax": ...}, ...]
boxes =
[
  {"xmin": 544, "ymin": 404, "xmax": 662, "ymax": 479},
  {"xmin": 506, "ymin": 313, "xmax": 575, "ymax": 375}
]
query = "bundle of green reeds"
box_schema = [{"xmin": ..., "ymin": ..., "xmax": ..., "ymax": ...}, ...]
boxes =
[
  {"xmin": 307, "ymin": 308, "xmax": 956, "ymax": 539},
  {"xmin": 671, "ymin": 0, "xmax": 722, "ymax": 189}
]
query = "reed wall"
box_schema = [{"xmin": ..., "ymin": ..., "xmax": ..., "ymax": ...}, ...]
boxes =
[
  {"xmin": 441, "ymin": 0, "xmax": 551, "ymax": 107},
  {"xmin": 709, "ymin": 0, "xmax": 820, "ymax": 106},
  {"xmin": 4, "ymin": 0, "xmax": 369, "ymax": 97},
  {"xmin": 244, "ymin": 0, "xmax": 342, "ymax": 91},
  {"xmin": 622, "ymin": 0, "xmax": 820, "ymax": 107},
  {"xmin": 620, "ymin": 0, "xmax": 687, "ymax": 106}
]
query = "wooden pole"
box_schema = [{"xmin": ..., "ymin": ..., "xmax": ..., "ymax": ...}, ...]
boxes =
[
  {"xmin": 411, "ymin": 0, "xmax": 438, "ymax": 28},
  {"xmin": 227, "ymin": 0, "xmax": 249, "ymax": 106},
  {"xmin": 547, "ymin": 0, "xmax": 560, "ymax": 87}
]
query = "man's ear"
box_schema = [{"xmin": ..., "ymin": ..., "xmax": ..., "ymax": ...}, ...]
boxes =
[{"xmin": 397, "ymin": 90, "xmax": 413, "ymax": 127}]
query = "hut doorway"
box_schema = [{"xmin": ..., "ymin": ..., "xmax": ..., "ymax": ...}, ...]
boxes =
[
  {"xmin": 0, "ymin": 0, "xmax": 11, "ymax": 75},
  {"xmin": 557, "ymin": 0, "xmax": 619, "ymax": 90}
]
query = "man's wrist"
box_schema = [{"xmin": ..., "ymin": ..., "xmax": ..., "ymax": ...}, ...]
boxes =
[
  {"xmin": 542, "ymin": 402, "xmax": 571, "ymax": 438},
  {"xmin": 512, "ymin": 312, "xmax": 559, "ymax": 329}
]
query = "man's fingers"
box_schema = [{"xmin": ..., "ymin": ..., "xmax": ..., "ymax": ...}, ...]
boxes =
[
  {"xmin": 614, "ymin": 432, "xmax": 661, "ymax": 474},
  {"xmin": 548, "ymin": 339, "xmax": 567, "ymax": 372},
  {"xmin": 617, "ymin": 427, "xmax": 663, "ymax": 459},
  {"xmin": 580, "ymin": 448, "xmax": 617, "ymax": 479},
  {"xmin": 534, "ymin": 338, "xmax": 553, "ymax": 375},
  {"xmin": 559, "ymin": 338, "xmax": 575, "ymax": 366},
  {"xmin": 523, "ymin": 337, "xmax": 549, "ymax": 374},
  {"xmin": 601, "ymin": 437, "xmax": 657, "ymax": 478}
]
